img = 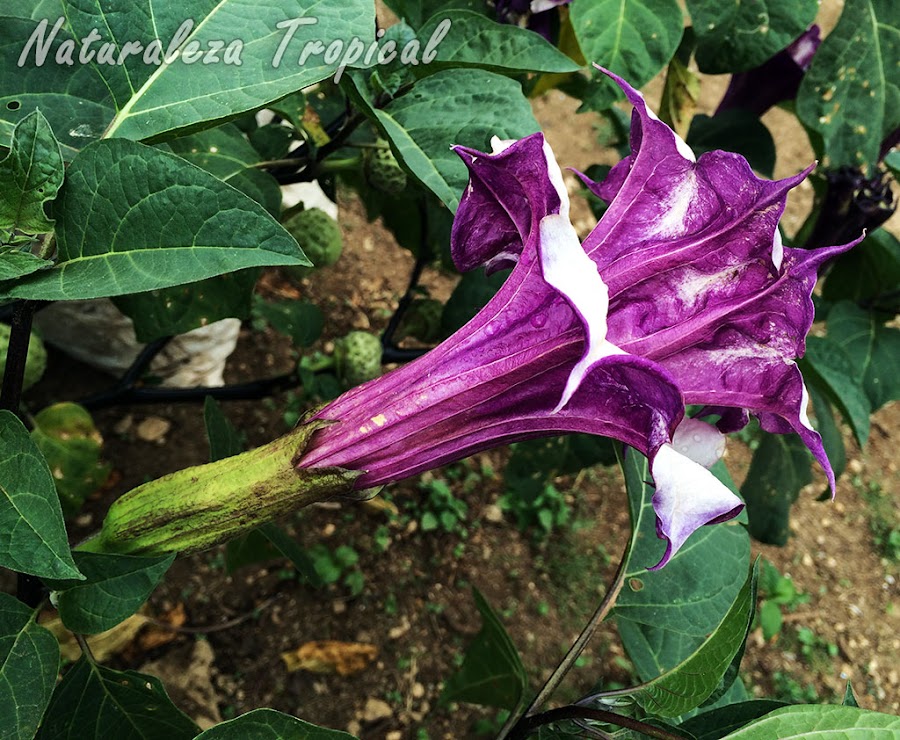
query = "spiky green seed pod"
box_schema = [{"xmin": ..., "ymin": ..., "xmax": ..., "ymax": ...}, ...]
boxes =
[
  {"xmin": 365, "ymin": 141, "xmax": 407, "ymax": 195},
  {"xmin": 334, "ymin": 331, "xmax": 383, "ymax": 389},
  {"xmin": 79, "ymin": 421, "xmax": 364, "ymax": 556},
  {"xmin": 283, "ymin": 208, "xmax": 343, "ymax": 277},
  {"xmin": 0, "ymin": 323, "xmax": 47, "ymax": 390},
  {"xmin": 397, "ymin": 298, "xmax": 444, "ymax": 343}
]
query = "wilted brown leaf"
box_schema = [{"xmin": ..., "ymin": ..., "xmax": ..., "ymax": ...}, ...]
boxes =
[
  {"xmin": 281, "ymin": 640, "xmax": 378, "ymax": 676},
  {"xmin": 41, "ymin": 612, "xmax": 150, "ymax": 663}
]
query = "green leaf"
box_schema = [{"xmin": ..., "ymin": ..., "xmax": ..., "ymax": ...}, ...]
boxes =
[
  {"xmin": 31, "ymin": 402, "xmax": 111, "ymax": 517},
  {"xmin": 720, "ymin": 704, "xmax": 900, "ymax": 739},
  {"xmin": 0, "ymin": 592, "xmax": 60, "ymax": 740},
  {"xmin": 114, "ymin": 269, "xmax": 259, "ymax": 343},
  {"xmin": 0, "ymin": 17, "xmax": 112, "ymax": 158},
  {"xmin": 258, "ymin": 523, "xmax": 322, "ymax": 586},
  {"xmin": 797, "ymin": 0, "xmax": 899, "ymax": 172},
  {"xmin": 0, "ymin": 410, "xmax": 82, "ymax": 580},
  {"xmin": 441, "ymin": 268, "xmax": 510, "ymax": 334},
  {"xmin": 36, "ymin": 657, "xmax": 198, "ymax": 739},
  {"xmin": 3, "ymin": 1, "xmax": 376, "ymax": 145},
  {"xmin": 821, "ymin": 229, "xmax": 900, "ymax": 309},
  {"xmin": 739, "ymin": 434, "xmax": 811, "ymax": 546},
  {"xmin": 0, "ymin": 138, "xmax": 309, "ymax": 301},
  {"xmin": 45, "ymin": 551, "xmax": 174, "ymax": 634},
  {"xmin": 687, "ymin": 112, "xmax": 776, "ymax": 177},
  {"xmin": 252, "ymin": 296, "xmax": 324, "ymax": 347},
  {"xmin": 354, "ymin": 69, "xmax": 540, "ymax": 210},
  {"xmin": 0, "ymin": 109, "xmax": 64, "ymax": 234},
  {"xmin": 679, "ymin": 700, "xmax": 788, "ymax": 740},
  {"xmin": 826, "ymin": 300, "xmax": 900, "ymax": 412},
  {"xmin": 617, "ymin": 564, "xmax": 757, "ymax": 717},
  {"xmin": 569, "ymin": 0, "xmax": 684, "ymax": 111},
  {"xmin": 0, "ymin": 248, "xmax": 50, "ymax": 281},
  {"xmin": 807, "ymin": 385, "xmax": 846, "ymax": 482},
  {"xmin": 686, "ymin": 0, "xmax": 818, "ymax": 73},
  {"xmin": 614, "ymin": 449, "xmax": 750, "ymax": 682},
  {"xmin": 0, "ymin": 249, "xmax": 53, "ymax": 282},
  {"xmin": 801, "ymin": 336, "xmax": 871, "ymax": 446},
  {"xmin": 204, "ymin": 397, "xmax": 245, "ymax": 463},
  {"xmin": 417, "ymin": 10, "xmax": 581, "ymax": 75},
  {"xmin": 383, "ymin": 0, "xmax": 489, "ymax": 29},
  {"xmin": 440, "ymin": 588, "xmax": 527, "ymax": 711},
  {"xmin": 843, "ymin": 681, "xmax": 860, "ymax": 707},
  {"xmin": 196, "ymin": 708, "xmax": 358, "ymax": 739}
]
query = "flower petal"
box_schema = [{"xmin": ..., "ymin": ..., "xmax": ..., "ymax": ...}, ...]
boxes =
[
  {"xmin": 538, "ymin": 213, "xmax": 624, "ymax": 411},
  {"xmin": 649, "ymin": 444, "xmax": 745, "ymax": 569},
  {"xmin": 671, "ymin": 417, "xmax": 726, "ymax": 469},
  {"xmin": 451, "ymin": 133, "xmax": 567, "ymax": 273}
]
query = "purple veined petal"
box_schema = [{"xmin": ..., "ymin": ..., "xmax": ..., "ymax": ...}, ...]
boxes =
[
  {"xmin": 649, "ymin": 444, "xmax": 745, "ymax": 570},
  {"xmin": 538, "ymin": 212, "xmax": 624, "ymax": 411},
  {"xmin": 671, "ymin": 417, "xmax": 726, "ymax": 469},
  {"xmin": 451, "ymin": 133, "xmax": 568, "ymax": 273}
]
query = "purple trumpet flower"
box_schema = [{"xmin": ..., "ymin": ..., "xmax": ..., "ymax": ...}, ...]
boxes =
[
  {"xmin": 299, "ymin": 70, "xmax": 857, "ymax": 568},
  {"xmin": 493, "ymin": 0, "xmax": 570, "ymax": 41},
  {"xmin": 716, "ymin": 25, "xmax": 821, "ymax": 117}
]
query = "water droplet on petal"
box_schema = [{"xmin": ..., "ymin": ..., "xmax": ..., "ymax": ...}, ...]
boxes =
[
  {"xmin": 530, "ymin": 313, "xmax": 547, "ymax": 328},
  {"xmin": 692, "ymin": 434, "xmax": 703, "ymax": 443}
]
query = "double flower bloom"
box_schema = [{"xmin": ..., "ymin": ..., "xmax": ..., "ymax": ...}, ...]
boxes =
[{"xmin": 299, "ymin": 71, "xmax": 857, "ymax": 568}]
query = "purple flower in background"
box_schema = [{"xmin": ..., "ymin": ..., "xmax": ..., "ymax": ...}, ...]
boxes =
[
  {"xmin": 299, "ymin": 70, "xmax": 856, "ymax": 569},
  {"xmin": 716, "ymin": 25, "xmax": 821, "ymax": 117},
  {"xmin": 493, "ymin": 0, "xmax": 570, "ymax": 41}
]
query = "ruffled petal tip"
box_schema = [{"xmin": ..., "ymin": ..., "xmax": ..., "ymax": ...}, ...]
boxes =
[{"xmin": 648, "ymin": 444, "xmax": 745, "ymax": 570}]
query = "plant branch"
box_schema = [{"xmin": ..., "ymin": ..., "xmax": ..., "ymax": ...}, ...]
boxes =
[
  {"xmin": 505, "ymin": 705, "xmax": 689, "ymax": 740},
  {"xmin": 498, "ymin": 537, "xmax": 630, "ymax": 739}
]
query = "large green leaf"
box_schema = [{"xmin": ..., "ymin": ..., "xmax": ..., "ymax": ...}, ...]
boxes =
[
  {"xmin": 687, "ymin": 111, "xmax": 776, "ymax": 177},
  {"xmin": 45, "ymin": 551, "xmax": 174, "ymax": 634},
  {"xmin": 0, "ymin": 138, "xmax": 309, "ymax": 301},
  {"xmin": 417, "ymin": 10, "xmax": 581, "ymax": 75},
  {"xmin": 801, "ymin": 336, "xmax": 871, "ymax": 446},
  {"xmin": 3, "ymin": 1, "xmax": 376, "ymax": 145},
  {"xmin": 0, "ymin": 109, "xmax": 64, "ymax": 234},
  {"xmin": 613, "ymin": 450, "xmax": 750, "ymax": 682},
  {"xmin": 721, "ymin": 704, "xmax": 900, "ymax": 739},
  {"xmin": 797, "ymin": 0, "xmax": 900, "ymax": 172},
  {"xmin": 114, "ymin": 269, "xmax": 259, "ymax": 343},
  {"xmin": 0, "ymin": 592, "xmax": 60, "ymax": 740},
  {"xmin": 740, "ymin": 434, "xmax": 811, "ymax": 546},
  {"xmin": 36, "ymin": 658, "xmax": 199, "ymax": 739},
  {"xmin": 620, "ymin": 564, "xmax": 757, "ymax": 717},
  {"xmin": 679, "ymin": 700, "xmax": 788, "ymax": 740},
  {"xmin": 196, "ymin": 708, "xmax": 357, "ymax": 739},
  {"xmin": 0, "ymin": 14, "xmax": 115, "ymax": 160},
  {"xmin": 686, "ymin": 0, "xmax": 818, "ymax": 73},
  {"xmin": 826, "ymin": 300, "xmax": 900, "ymax": 412},
  {"xmin": 383, "ymin": 0, "xmax": 489, "ymax": 29},
  {"xmin": 354, "ymin": 69, "xmax": 540, "ymax": 211},
  {"xmin": 0, "ymin": 410, "xmax": 82, "ymax": 580},
  {"xmin": 569, "ymin": 0, "xmax": 684, "ymax": 111},
  {"xmin": 440, "ymin": 588, "xmax": 527, "ymax": 711}
]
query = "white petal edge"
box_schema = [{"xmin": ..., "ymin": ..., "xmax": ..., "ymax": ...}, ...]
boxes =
[
  {"xmin": 539, "ymin": 213, "xmax": 624, "ymax": 412},
  {"xmin": 650, "ymin": 444, "xmax": 745, "ymax": 569}
]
